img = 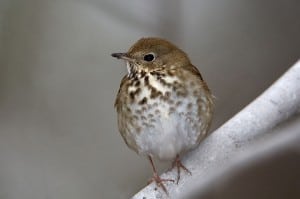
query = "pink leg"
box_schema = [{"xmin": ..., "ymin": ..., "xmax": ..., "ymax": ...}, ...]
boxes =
[
  {"xmin": 147, "ymin": 156, "xmax": 174, "ymax": 194},
  {"xmin": 171, "ymin": 155, "xmax": 192, "ymax": 184}
]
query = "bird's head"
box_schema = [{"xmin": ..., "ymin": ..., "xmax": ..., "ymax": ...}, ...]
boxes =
[{"xmin": 111, "ymin": 37, "xmax": 191, "ymax": 76}]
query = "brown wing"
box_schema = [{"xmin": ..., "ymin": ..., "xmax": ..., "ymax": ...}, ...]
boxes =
[
  {"xmin": 114, "ymin": 75, "xmax": 128, "ymax": 110},
  {"xmin": 185, "ymin": 64, "xmax": 211, "ymax": 93}
]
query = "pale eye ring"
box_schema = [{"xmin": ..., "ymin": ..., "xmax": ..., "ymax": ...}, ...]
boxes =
[{"xmin": 143, "ymin": 53, "xmax": 155, "ymax": 62}]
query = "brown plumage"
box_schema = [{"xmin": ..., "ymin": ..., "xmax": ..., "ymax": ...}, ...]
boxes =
[{"xmin": 112, "ymin": 37, "xmax": 214, "ymax": 194}]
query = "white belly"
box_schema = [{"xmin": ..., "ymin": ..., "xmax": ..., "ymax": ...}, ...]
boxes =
[{"xmin": 133, "ymin": 99, "xmax": 202, "ymax": 161}]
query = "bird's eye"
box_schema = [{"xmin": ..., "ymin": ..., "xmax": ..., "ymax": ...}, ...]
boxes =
[{"xmin": 143, "ymin": 53, "xmax": 155, "ymax": 62}]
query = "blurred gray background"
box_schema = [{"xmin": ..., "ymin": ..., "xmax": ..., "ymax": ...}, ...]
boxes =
[{"xmin": 0, "ymin": 0, "xmax": 299, "ymax": 198}]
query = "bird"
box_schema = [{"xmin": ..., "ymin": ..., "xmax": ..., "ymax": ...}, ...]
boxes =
[{"xmin": 111, "ymin": 37, "xmax": 214, "ymax": 193}]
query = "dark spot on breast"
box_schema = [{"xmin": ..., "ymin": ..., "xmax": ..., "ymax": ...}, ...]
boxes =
[
  {"xmin": 197, "ymin": 98, "xmax": 202, "ymax": 105},
  {"xmin": 160, "ymin": 91, "xmax": 171, "ymax": 101},
  {"xmin": 165, "ymin": 91, "xmax": 171, "ymax": 98},
  {"xmin": 140, "ymin": 70, "xmax": 146, "ymax": 78},
  {"xmin": 187, "ymin": 102, "xmax": 193, "ymax": 110},
  {"xmin": 135, "ymin": 88, "xmax": 141, "ymax": 95},
  {"xmin": 172, "ymin": 81, "xmax": 180, "ymax": 91},
  {"xmin": 126, "ymin": 107, "xmax": 131, "ymax": 113},
  {"xmin": 148, "ymin": 113, "xmax": 154, "ymax": 118},
  {"xmin": 169, "ymin": 107, "xmax": 175, "ymax": 113},
  {"xmin": 167, "ymin": 70, "xmax": 174, "ymax": 76},
  {"xmin": 129, "ymin": 92, "xmax": 135, "ymax": 100},
  {"xmin": 150, "ymin": 71, "xmax": 163, "ymax": 80},
  {"xmin": 176, "ymin": 101, "xmax": 182, "ymax": 106},
  {"xmin": 150, "ymin": 71, "xmax": 155, "ymax": 76},
  {"xmin": 168, "ymin": 99, "xmax": 174, "ymax": 104},
  {"xmin": 150, "ymin": 88, "xmax": 162, "ymax": 99},
  {"xmin": 134, "ymin": 80, "xmax": 140, "ymax": 87},
  {"xmin": 193, "ymin": 90, "xmax": 199, "ymax": 96},
  {"xmin": 155, "ymin": 109, "xmax": 160, "ymax": 114},
  {"xmin": 138, "ymin": 97, "xmax": 148, "ymax": 105},
  {"xmin": 159, "ymin": 78, "xmax": 173, "ymax": 88},
  {"xmin": 142, "ymin": 122, "xmax": 150, "ymax": 127},
  {"xmin": 159, "ymin": 78, "xmax": 166, "ymax": 84},
  {"xmin": 135, "ymin": 110, "xmax": 142, "ymax": 114},
  {"xmin": 176, "ymin": 90, "xmax": 188, "ymax": 97},
  {"xmin": 129, "ymin": 88, "xmax": 142, "ymax": 102},
  {"xmin": 150, "ymin": 118, "xmax": 156, "ymax": 123},
  {"xmin": 144, "ymin": 76, "xmax": 149, "ymax": 85},
  {"xmin": 132, "ymin": 115, "xmax": 139, "ymax": 120}
]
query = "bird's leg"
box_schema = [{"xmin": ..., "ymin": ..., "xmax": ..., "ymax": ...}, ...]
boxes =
[
  {"xmin": 147, "ymin": 156, "xmax": 174, "ymax": 194},
  {"xmin": 171, "ymin": 155, "xmax": 192, "ymax": 184}
]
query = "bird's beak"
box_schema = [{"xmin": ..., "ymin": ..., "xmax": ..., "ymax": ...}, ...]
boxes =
[{"xmin": 111, "ymin": 53, "xmax": 134, "ymax": 62}]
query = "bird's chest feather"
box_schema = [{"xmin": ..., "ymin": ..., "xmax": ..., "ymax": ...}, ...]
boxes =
[{"xmin": 117, "ymin": 72, "xmax": 205, "ymax": 160}]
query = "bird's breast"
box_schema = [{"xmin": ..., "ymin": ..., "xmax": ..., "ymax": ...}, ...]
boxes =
[{"xmin": 116, "ymin": 72, "xmax": 212, "ymax": 160}]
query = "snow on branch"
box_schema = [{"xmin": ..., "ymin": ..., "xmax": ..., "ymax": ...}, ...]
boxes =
[{"xmin": 131, "ymin": 60, "xmax": 300, "ymax": 199}]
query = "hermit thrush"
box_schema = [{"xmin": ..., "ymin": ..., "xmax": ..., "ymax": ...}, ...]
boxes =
[{"xmin": 112, "ymin": 37, "xmax": 214, "ymax": 193}]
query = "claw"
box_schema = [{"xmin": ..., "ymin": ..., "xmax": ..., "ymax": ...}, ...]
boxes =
[
  {"xmin": 148, "ymin": 156, "xmax": 174, "ymax": 195},
  {"xmin": 148, "ymin": 173, "xmax": 174, "ymax": 194},
  {"xmin": 172, "ymin": 155, "xmax": 192, "ymax": 184}
]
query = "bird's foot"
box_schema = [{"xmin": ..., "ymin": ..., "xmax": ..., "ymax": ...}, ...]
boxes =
[
  {"xmin": 172, "ymin": 155, "xmax": 192, "ymax": 184},
  {"xmin": 147, "ymin": 173, "xmax": 174, "ymax": 194}
]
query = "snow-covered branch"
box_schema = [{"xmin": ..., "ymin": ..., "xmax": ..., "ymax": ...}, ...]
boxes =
[{"xmin": 131, "ymin": 60, "xmax": 300, "ymax": 199}]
